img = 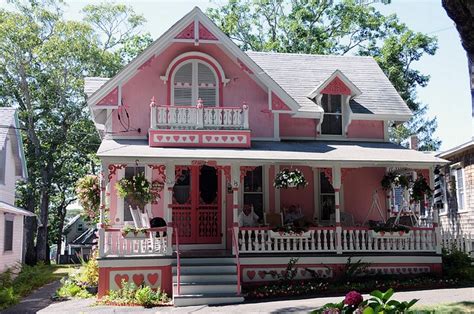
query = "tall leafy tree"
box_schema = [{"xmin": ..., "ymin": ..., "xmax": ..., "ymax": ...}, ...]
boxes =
[
  {"xmin": 208, "ymin": 0, "xmax": 440, "ymax": 150},
  {"xmin": 0, "ymin": 0, "xmax": 149, "ymax": 263}
]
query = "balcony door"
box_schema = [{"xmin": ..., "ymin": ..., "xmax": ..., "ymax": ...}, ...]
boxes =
[{"xmin": 172, "ymin": 165, "xmax": 222, "ymax": 244}]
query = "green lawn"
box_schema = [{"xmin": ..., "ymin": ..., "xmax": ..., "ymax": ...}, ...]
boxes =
[
  {"xmin": 411, "ymin": 301, "xmax": 474, "ymax": 313},
  {"xmin": 0, "ymin": 263, "xmax": 79, "ymax": 310}
]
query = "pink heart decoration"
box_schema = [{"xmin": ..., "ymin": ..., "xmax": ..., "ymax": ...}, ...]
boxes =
[
  {"xmin": 237, "ymin": 136, "xmax": 244, "ymax": 142},
  {"xmin": 147, "ymin": 273, "xmax": 159, "ymax": 286},
  {"xmin": 156, "ymin": 135, "xmax": 163, "ymax": 142},
  {"xmin": 258, "ymin": 271, "xmax": 266, "ymax": 279},
  {"xmin": 165, "ymin": 136, "xmax": 171, "ymax": 142},
  {"xmin": 205, "ymin": 136, "xmax": 212, "ymax": 142},
  {"xmin": 114, "ymin": 274, "xmax": 129, "ymax": 288},
  {"xmin": 247, "ymin": 270, "xmax": 256, "ymax": 280},
  {"xmin": 133, "ymin": 274, "xmax": 144, "ymax": 286},
  {"xmin": 173, "ymin": 135, "xmax": 180, "ymax": 142},
  {"xmin": 189, "ymin": 135, "xmax": 196, "ymax": 142},
  {"xmin": 222, "ymin": 136, "xmax": 228, "ymax": 142},
  {"xmin": 214, "ymin": 136, "xmax": 219, "ymax": 141},
  {"xmin": 229, "ymin": 136, "xmax": 235, "ymax": 141}
]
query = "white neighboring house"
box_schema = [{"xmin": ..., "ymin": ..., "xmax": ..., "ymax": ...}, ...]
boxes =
[{"xmin": 0, "ymin": 108, "xmax": 34, "ymax": 272}]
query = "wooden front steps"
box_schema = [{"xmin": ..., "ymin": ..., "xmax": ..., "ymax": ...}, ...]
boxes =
[{"xmin": 172, "ymin": 256, "xmax": 243, "ymax": 307}]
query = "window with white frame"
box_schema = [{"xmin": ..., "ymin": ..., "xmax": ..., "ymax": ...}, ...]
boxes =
[
  {"xmin": 451, "ymin": 166, "xmax": 465, "ymax": 211},
  {"xmin": 122, "ymin": 166, "xmax": 145, "ymax": 222},
  {"xmin": 4, "ymin": 215, "xmax": 13, "ymax": 252},
  {"xmin": 321, "ymin": 94, "xmax": 343, "ymax": 135},
  {"xmin": 243, "ymin": 166, "xmax": 264, "ymax": 220},
  {"xmin": 172, "ymin": 60, "xmax": 218, "ymax": 106}
]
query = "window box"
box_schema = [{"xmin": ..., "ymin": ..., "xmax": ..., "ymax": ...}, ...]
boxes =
[
  {"xmin": 369, "ymin": 230, "xmax": 411, "ymax": 239},
  {"xmin": 269, "ymin": 230, "xmax": 311, "ymax": 239}
]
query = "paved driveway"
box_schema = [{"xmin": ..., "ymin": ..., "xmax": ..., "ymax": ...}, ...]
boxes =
[{"xmin": 36, "ymin": 287, "xmax": 474, "ymax": 313}]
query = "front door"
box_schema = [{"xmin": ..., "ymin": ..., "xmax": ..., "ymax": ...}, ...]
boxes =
[{"xmin": 172, "ymin": 165, "xmax": 222, "ymax": 244}]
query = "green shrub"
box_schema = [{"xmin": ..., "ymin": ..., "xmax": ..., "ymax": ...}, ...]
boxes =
[
  {"xmin": 0, "ymin": 287, "xmax": 18, "ymax": 310},
  {"xmin": 442, "ymin": 248, "xmax": 473, "ymax": 279},
  {"xmin": 99, "ymin": 280, "xmax": 169, "ymax": 307}
]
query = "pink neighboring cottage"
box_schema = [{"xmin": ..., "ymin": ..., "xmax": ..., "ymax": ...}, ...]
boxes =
[{"xmin": 85, "ymin": 8, "xmax": 447, "ymax": 306}]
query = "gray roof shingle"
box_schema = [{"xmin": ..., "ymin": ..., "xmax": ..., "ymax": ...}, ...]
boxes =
[{"xmin": 246, "ymin": 51, "xmax": 412, "ymax": 118}]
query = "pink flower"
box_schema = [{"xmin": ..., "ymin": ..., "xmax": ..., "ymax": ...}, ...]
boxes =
[{"xmin": 344, "ymin": 291, "xmax": 363, "ymax": 307}]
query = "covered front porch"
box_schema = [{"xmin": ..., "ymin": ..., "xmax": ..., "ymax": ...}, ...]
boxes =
[{"xmin": 96, "ymin": 139, "xmax": 446, "ymax": 258}]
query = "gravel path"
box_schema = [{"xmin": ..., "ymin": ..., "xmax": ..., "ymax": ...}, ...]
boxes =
[{"xmin": 35, "ymin": 287, "xmax": 474, "ymax": 313}]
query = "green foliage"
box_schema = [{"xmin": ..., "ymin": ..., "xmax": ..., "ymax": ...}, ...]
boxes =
[
  {"xmin": 56, "ymin": 250, "xmax": 98, "ymax": 299},
  {"xmin": 362, "ymin": 288, "xmax": 418, "ymax": 313},
  {"xmin": 274, "ymin": 168, "xmax": 308, "ymax": 189},
  {"xmin": 208, "ymin": 0, "xmax": 440, "ymax": 150},
  {"xmin": 76, "ymin": 175, "xmax": 101, "ymax": 223},
  {"xmin": 411, "ymin": 175, "xmax": 432, "ymax": 201},
  {"xmin": 115, "ymin": 172, "xmax": 162, "ymax": 209},
  {"xmin": 381, "ymin": 172, "xmax": 411, "ymax": 190},
  {"xmin": 0, "ymin": 263, "xmax": 66, "ymax": 310},
  {"xmin": 99, "ymin": 280, "xmax": 169, "ymax": 307},
  {"xmin": 442, "ymin": 248, "xmax": 474, "ymax": 280},
  {"xmin": 340, "ymin": 257, "xmax": 370, "ymax": 282}
]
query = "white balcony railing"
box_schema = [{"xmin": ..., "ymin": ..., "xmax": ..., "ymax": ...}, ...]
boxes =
[{"xmin": 150, "ymin": 100, "xmax": 249, "ymax": 130}]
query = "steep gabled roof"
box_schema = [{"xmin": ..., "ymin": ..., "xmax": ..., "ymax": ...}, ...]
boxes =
[
  {"xmin": 247, "ymin": 51, "xmax": 413, "ymax": 121},
  {"xmin": 86, "ymin": 7, "xmax": 302, "ymax": 114}
]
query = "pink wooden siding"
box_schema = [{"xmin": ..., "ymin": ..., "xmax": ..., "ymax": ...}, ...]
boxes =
[
  {"xmin": 347, "ymin": 120, "xmax": 384, "ymax": 139},
  {"xmin": 110, "ymin": 43, "xmax": 273, "ymax": 138},
  {"xmin": 342, "ymin": 167, "xmax": 388, "ymax": 223},
  {"xmin": 0, "ymin": 212, "xmax": 24, "ymax": 272},
  {"xmin": 279, "ymin": 114, "xmax": 318, "ymax": 138}
]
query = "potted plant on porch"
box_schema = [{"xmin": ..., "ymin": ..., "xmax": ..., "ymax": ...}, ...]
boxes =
[
  {"xmin": 269, "ymin": 225, "xmax": 311, "ymax": 239},
  {"xmin": 368, "ymin": 221, "xmax": 411, "ymax": 239},
  {"xmin": 274, "ymin": 168, "xmax": 308, "ymax": 189}
]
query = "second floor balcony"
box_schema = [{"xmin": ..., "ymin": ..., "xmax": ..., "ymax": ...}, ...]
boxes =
[{"xmin": 149, "ymin": 99, "xmax": 251, "ymax": 148}]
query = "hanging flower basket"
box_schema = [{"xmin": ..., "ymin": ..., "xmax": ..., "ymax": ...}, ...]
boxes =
[
  {"xmin": 381, "ymin": 172, "xmax": 411, "ymax": 191},
  {"xmin": 115, "ymin": 172, "xmax": 162, "ymax": 210},
  {"xmin": 76, "ymin": 175, "xmax": 102, "ymax": 223},
  {"xmin": 274, "ymin": 168, "xmax": 308, "ymax": 189}
]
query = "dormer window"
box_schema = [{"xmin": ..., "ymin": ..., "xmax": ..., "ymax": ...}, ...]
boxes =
[
  {"xmin": 172, "ymin": 60, "xmax": 218, "ymax": 106},
  {"xmin": 321, "ymin": 94, "xmax": 342, "ymax": 135}
]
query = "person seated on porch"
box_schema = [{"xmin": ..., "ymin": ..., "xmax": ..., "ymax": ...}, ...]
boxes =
[
  {"xmin": 284, "ymin": 205, "xmax": 304, "ymax": 225},
  {"xmin": 238, "ymin": 204, "xmax": 260, "ymax": 227}
]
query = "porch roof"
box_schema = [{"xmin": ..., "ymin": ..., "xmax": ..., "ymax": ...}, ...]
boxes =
[{"xmin": 97, "ymin": 139, "xmax": 447, "ymax": 167}]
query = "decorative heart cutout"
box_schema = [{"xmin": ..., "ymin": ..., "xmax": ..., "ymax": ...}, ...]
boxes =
[
  {"xmin": 258, "ymin": 271, "xmax": 266, "ymax": 279},
  {"xmin": 181, "ymin": 136, "xmax": 187, "ymax": 142},
  {"xmin": 133, "ymin": 274, "xmax": 144, "ymax": 286},
  {"xmin": 147, "ymin": 273, "xmax": 159, "ymax": 286},
  {"xmin": 173, "ymin": 135, "xmax": 180, "ymax": 142},
  {"xmin": 229, "ymin": 136, "xmax": 235, "ymax": 142},
  {"xmin": 189, "ymin": 135, "xmax": 196, "ymax": 142},
  {"xmin": 222, "ymin": 136, "xmax": 228, "ymax": 142},
  {"xmin": 165, "ymin": 136, "xmax": 171, "ymax": 142},
  {"xmin": 205, "ymin": 136, "xmax": 212, "ymax": 142},
  {"xmin": 156, "ymin": 135, "xmax": 163, "ymax": 142},
  {"xmin": 114, "ymin": 274, "xmax": 129, "ymax": 288},
  {"xmin": 247, "ymin": 270, "xmax": 256, "ymax": 280},
  {"xmin": 237, "ymin": 136, "xmax": 244, "ymax": 142},
  {"xmin": 214, "ymin": 136, "xmax": 219, "ymax": 141}
]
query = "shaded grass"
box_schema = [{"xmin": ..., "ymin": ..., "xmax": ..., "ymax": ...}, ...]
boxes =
[
  {"xmin": 411, "ymin": 301, "xmax": 474, "ymax": 313},
  {"xmin": 0, "ymin": 263, "xmax": 78, "ymax": 310}
]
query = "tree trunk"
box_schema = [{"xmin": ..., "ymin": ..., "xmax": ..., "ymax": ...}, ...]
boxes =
[
  {"xmin": 36, "ymin": 188, "xmax": 50, "ymax": 264},
  {"xmin": 24, "ymin": 189, "xmax": 37, "ymax": 265},
  {"xmin": 55, "ymin": 206, "xmax": 67, "ymax": 264}
]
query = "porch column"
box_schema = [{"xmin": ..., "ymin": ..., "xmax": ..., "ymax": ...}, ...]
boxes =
[
  {"xmin": 163, "ymin": 163, "xmax": 175, "ymax": 223},
  {"xmin": 333, "ymin": 165, "xmax": 343, "ymax": 254},
  {"xmin": 231, "ymin": 164, "xmax": 240, "ymax": 255},
  {"xmin": 98, "ymin": 163, "xmax": 107, "ymax": 257},
  {"xmin": 275, "ymin": 165, "xmax": 281, "ymax": 213}
]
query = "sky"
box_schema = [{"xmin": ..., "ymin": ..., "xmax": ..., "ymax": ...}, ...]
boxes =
[{"xmin": 2, "ymin": 0, "xmax": 473, "ymax": 151}]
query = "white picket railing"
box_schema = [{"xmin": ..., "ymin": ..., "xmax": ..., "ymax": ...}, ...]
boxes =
[
  {"xmin": 100, "ymin": 227, "xmax": 173, "ymax": 257},
  {"xmin": 238, "ymin": 226, "xmax": 438, "ymax": 254},
  {"xmin": 441, "ymin": 230, "xmax": 473, "ymax": 256},
  {"xmin": 152, "ymin": 104, "xmax": 249, "ymax": 130}
]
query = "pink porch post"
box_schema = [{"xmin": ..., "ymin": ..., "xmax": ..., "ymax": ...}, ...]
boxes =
[
  {"xmin": 231, "ymin": 164, "xmax": 240, "ymax": 254},
  {"xmin": 98, "ymin": 163, "xmax": 107, "ymax": 257},
  {"xmin": 333, "ymin": 166, "xmax": 343, "ymax": 254}
]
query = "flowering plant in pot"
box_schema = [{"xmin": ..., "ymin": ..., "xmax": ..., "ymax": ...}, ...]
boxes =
[
  {"xmin": 274, "ymin": 168, "xmax": 308, "ymax": 189},
  {"xmin": 121, "ymin": 225, "xmax": 149, "ymax": 238},
  {"xmin": 76, "ymin": 175, "xmax": 102, "ymax": 223},
  {"xmin": 115, "ymin": 172, "xmax": 162, "ymax": 210}
]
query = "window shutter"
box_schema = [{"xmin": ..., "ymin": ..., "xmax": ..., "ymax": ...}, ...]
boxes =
[
  {"xmin": 198, "ymin": 63, "xmax": 217, "ymax": 106},
  {"xmin": 0, "ymin": 148, "xmax": 5, "ymax": 185},
  {"xmin": 4, "ymin": 218, "xmax": 13, "ymax": 251},
  {"xmin": 174, "ymin": 63, "xmax": 193, "ymax": 106}
]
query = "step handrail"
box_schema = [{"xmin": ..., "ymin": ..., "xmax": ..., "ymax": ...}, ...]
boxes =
[
  {"xmin": 174, "ymin": 225, "xmax": 181, "ymax": 295},
  {"xmin": 230, "ymin": 226, "xmax": 241, "ymax": 295}
]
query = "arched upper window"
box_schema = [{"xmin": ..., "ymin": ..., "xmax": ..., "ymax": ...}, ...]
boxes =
[{"xmin": 172, "ymin": 60, "xmax": 218, "ymax": 106}]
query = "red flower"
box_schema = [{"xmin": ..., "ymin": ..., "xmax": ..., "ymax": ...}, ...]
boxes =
[{"xmin": 344, "ymin": 290, "xmax": 363, "ymax": 307}]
